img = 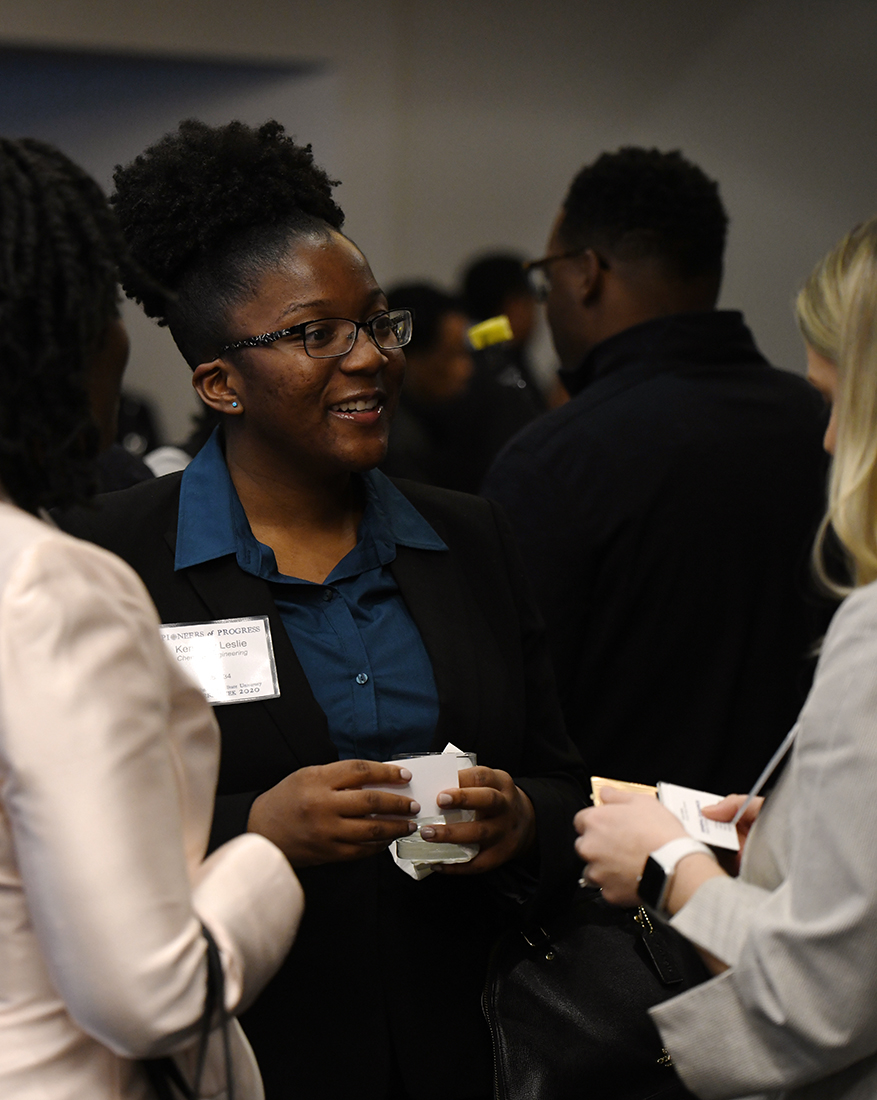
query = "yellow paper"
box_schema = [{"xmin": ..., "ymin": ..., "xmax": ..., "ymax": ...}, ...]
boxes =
[{"xmin": 590, "ymin": 776, "xmax": 658, "ymax": 805}]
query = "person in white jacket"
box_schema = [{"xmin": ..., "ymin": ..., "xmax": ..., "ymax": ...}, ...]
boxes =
[
  {"xmin": 575, "ymin": 215, "xmax": 877, "ymax": 1100},
  {"xmin": 0, "ymin": 136, "xmax": 312, "ymax": 1099}
]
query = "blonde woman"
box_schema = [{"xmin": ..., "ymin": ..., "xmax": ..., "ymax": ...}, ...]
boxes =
[{"xmin": 574, "ymin": 216, "xmax": 877, "ymax": 1100}]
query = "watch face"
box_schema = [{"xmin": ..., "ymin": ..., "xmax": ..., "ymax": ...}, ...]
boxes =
[{"xmin": 638, "ymin": 855, "xmax": 667, "ymax": 909}]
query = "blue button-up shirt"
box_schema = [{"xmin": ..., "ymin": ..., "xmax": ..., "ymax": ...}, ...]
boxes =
[{"xmin": 175, "ymin": 431, "xmax": 447, "ymax": 760}]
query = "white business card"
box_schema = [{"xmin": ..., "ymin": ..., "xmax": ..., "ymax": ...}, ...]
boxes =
[{"xmin": 657, "ymin": 781, "xmax": 740, "ymax": 851}]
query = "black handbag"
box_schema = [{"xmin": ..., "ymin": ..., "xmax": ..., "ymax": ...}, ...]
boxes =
[
  {"xmin": 482, "ymin": 886, "xmax": 709, "ymax": 1100},
  {"xmin": 141, "ymin": 923, "xmax": 234, "ymax": 1100}
]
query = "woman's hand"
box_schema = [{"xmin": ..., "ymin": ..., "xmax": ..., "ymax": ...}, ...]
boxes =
[
  {"xmin": 701, "ymin": 794, "xmax": 764, "ymax": 873},
  {"xmin": 701, "ymin": 794, "xmax": 763, "ymax": 838},
  {"xmin": 420, "ymin": 766, "xmax": 536, "ymax": 874},
  {"xmin": 247, "ymin": 760, "xmax": 420, "ymax": 867},
  {"xmin": 573, "ymin": 788, "xmax": 689, "ymax": 907}
]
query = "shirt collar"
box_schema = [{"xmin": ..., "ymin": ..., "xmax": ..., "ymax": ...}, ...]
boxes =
[
  {"xmin": 558, "ymin": 310, "xmax": 760, "ymax": 397},
  {"xmin": 175, "ymin": 429, "xmax": 247, "ymax": 570},
  {"xmin": 175, "ymin": 428, "xmax": 445, "ymax": 574},
  {"xmin": 365, "ymin": 469, "xmax": 447, "ymax": 553}
]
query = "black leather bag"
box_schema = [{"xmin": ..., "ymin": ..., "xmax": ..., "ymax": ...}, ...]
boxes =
[{"xmin": 482, "ymin": 887, "xmax": 709, "ymax": 1100}]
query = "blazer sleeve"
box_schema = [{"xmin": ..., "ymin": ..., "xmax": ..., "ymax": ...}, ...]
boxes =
[
  {"xmin": 0, "ymin": 532, "xmax": 302, "ymax": 1059},
  {"xmin": 650, "ymin": 584, "xmax": 877, "ymax": 1098},
  {"xmin": 482, "ymin": 497, "xmax": 589, "ymax": 909}
]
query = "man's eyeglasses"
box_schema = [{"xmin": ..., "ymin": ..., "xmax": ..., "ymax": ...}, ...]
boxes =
[
  {"xmin": 524, "ymin": 249, "xmax": 608, "ymax": 302},
  {"xmin": 220, "ymin": 308, "xmax": 414, "ymax": 359}
]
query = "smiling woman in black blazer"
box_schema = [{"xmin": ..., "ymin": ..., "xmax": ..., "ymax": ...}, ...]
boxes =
[{"xmin": 59, "ymin": 119, "xmax": 586, "ymax": 1100}]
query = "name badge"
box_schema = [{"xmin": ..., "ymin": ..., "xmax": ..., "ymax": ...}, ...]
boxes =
[{"xmin": 159, "ymin": 615, "xmax": 281, "ymax": 706}]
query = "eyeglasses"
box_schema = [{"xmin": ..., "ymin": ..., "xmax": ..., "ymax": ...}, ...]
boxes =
[
  {"xmin": 219, "ymin": 308, "xmax": 413, "ymax": 359},
  {"xmin": 524, "ymin": 249, "xmax": 608, "ymax": 302}
]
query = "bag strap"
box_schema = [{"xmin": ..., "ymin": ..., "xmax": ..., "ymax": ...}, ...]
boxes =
[
  {"xmin": 142, "ymin": 1057, "xmax": 191, "ymax": 1100},
  {"xmin": 142, "ymin": 921, "xmax": 234, "ymax": 1100},
  {"xmin": 193, "ymin": 922, "xmax": 230, "ymax": 1098}
]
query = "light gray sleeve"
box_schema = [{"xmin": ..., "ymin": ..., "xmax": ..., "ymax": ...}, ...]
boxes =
[{"xmin": 650, "ymin": 584, "xmax": 877, "ymax": 1099}]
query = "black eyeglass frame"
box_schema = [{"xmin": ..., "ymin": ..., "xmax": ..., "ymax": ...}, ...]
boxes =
[
  {"xmin": 219, "ymin": 308, "xmax": 414, "ymax": 359},
  {"xmin": 524, "ymin": 248, "xmax": 609, "ymax": 301}
]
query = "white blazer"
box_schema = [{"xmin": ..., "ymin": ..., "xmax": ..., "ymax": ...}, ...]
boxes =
[
  {"xmin": 0, "ymin": 502, "xmax": 302, "ymax": 1099},
  {"xmin": 652, "ymin": 580, "xmax": 877, "ymax": 1100}
]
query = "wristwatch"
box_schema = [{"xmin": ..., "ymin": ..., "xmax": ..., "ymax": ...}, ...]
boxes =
[{"xmin": 637, "ymin": 837, "xmax": 715, "ymax": 913}]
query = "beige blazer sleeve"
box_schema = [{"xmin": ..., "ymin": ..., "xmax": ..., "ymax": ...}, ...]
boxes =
[
  {"xmin": 0, "ymin": 527, "xmax": 302, "ymax": 1062},
  {"xmin": 650, "ymin": 582, "xmax": 877, "ymax": 1100}
]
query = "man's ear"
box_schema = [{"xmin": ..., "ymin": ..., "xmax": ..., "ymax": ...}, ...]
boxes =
[
  {"xmin": 192, "ymin": 359, "xmax": 242, "ymax": 416},
  {"xmin": 578, "ymin": 249, "xmax": 608, "ymax": 305}
]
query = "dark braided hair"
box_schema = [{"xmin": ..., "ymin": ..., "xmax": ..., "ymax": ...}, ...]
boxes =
[
  {"xmin": 111, "ymin": 119, "xmax": 345, "ymax": 367},
  {"xmin": 0, "ymin": 138, "xmax": 127, "ymax": 513},
  {"xmin": 559, "ymin": 147, "xmax": 728, "ymax": 283}
]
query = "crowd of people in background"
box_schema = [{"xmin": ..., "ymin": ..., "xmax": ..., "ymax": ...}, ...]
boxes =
[{"xmin": 2, "ymin": 114, "xmax": 877, "ymax": 1100}]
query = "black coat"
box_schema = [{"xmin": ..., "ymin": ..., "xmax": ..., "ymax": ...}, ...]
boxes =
[
  {"xmin": 59, "ymin": 475, "xmax": 586, "ymax": 1100},
  {"xmin": 483, "ymin": 311, "xmax": 832, "ymax": 796}
]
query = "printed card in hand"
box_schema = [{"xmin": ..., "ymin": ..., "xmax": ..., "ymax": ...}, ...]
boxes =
[
  {"xmin": 657, "ymin": 781, "xmax": 740, "ymax": 851},
  {"xmin": 591, "ymin": 776, "xmax": 739, "ymax": 852}
]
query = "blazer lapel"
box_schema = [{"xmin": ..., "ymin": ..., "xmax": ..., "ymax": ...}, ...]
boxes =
[
  {"xmin": 162, "ymin": 529, "xmax": 338, "ymax": 768},
  {"xmin": 390, "ymin": 540, "xmax": 483, "ymax": 752}
]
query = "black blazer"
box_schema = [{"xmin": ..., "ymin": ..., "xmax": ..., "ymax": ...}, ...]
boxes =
[{"xmin": 60, "ymin": 474, "xmax": 586, "ymax": 1100}]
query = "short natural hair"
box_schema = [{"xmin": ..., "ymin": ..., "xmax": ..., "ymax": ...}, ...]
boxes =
[
  {"xmin": 460, "ymin": 253, "xmax": 531, "ymax": 322},
  {"xmin": 111, "ymin": 119, "xmax": 344, "ymax": 367},
  {"xmin": 558, "ymin": 147, "xmax": 728, "ymax": 284},
  {"xmin": 386, "ymin": 282, "xmax": 462, "ymax": 356},
  {"xmin": 0, "ymin": 137, "xmax": 128, "ymax": 511},
  {"xmin": 801, "ymin": 217, "xmax": 877, "ymax": 592}
]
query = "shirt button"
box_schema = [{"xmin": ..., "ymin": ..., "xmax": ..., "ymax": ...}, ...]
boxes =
[
  {"xmin": 355, "ymin": 672, "xmax": 369, "ymax": 685},
  {"xmin": 322, "ymin": 589, "xmax": 334, "ymax": 602}
]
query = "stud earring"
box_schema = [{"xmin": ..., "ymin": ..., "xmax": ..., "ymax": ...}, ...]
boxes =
[{"xmin": 231, "ymin": 401, "xmax": 239, "ymax": 409}]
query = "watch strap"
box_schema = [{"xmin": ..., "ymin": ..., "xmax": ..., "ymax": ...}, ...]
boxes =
[{"xmin": 638, "ymin": 837, "xmax": 715, "ymax": 912}]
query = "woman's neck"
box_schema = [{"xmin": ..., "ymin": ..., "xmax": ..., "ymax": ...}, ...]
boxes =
[{"xmin": 225, "ymin": 443, "xmax": 365, "ymax": 584}]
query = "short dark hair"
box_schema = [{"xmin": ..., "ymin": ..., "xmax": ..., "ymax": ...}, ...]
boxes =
[
  {"xmin": 558, "ymin": 147, "xmax": 728, "ymax": 281},
  {"xmin": 111, "ymin": 118, "xmax": 345, "ymax": 366},
  {"xmin": 460, "ymin": 253, "xmax": 531, "ymax": 321},
  {"xmin": 0, "ymin": 137, "xmax": 128, "ymax": 511},
  {"xmin": 386, "ymin": 282, "xmax": 463, "ymax": 355}
]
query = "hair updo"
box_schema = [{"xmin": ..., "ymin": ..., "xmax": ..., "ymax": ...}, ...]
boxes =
[{"xmin": 112, "ymin": 119, "xmax": 345, "ymax": 366}]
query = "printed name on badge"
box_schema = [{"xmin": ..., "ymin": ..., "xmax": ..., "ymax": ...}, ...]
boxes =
[{"xmin": 159, "ymin": 615, "xmax": 281, "ymax": 705}]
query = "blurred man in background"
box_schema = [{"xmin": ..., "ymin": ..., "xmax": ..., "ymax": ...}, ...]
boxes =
[{"xmin": 383, "ymin": 282, "xmax": 535, "ymax": 492}]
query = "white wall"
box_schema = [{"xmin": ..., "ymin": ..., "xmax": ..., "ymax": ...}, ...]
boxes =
[
  {"xmin": 0, "ymin": 46, "xmax": 339, "ymax": 441},
  {"xmin": 0, "ymin": 0, "xmax": 875, "ymax": 437},
  {"xmin": 384, "ymin": 0, "xmax": 877, "ymax": 379}
]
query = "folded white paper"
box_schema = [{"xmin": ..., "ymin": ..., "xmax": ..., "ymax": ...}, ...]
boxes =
[{"xmin": 364, "ymin": 743, "xmax": 479, "ymax": 878}]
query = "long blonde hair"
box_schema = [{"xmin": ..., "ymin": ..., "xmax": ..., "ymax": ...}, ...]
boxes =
[{"xmin": 797, "ymin": 217, "xmax": 877, "ymax": 593}]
